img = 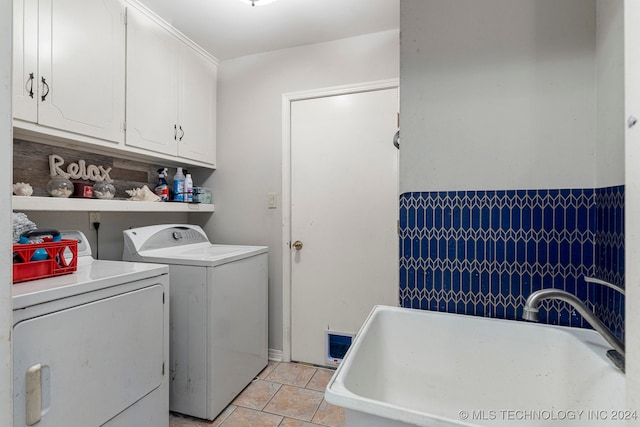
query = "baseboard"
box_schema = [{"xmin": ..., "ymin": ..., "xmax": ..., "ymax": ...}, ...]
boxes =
[{"xmin": 268, "ymin": 348, "xmax": 283, "ymax": 362}]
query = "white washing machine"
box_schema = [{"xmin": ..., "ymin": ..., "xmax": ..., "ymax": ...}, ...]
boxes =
[
  {"xmin": 122, "ymin": 224, "xmax": 268, "ymax": 421},
  {"xmin": 12, "ymin": 231, "xmax": 170, "ymax": 427}
]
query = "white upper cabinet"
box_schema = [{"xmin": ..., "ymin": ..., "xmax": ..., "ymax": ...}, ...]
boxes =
[
  {"xmin": 177, "ymin": 45, "xmax": 217, "ymax": 165},
  {"xmin": 126, "ymin": 5, "xmax": 179, "ymax": 156},
  {"xmin": 12, "ymin": 0, "xmax": 217, "ymax": 168},
  {"xmin": 126, "ymin": 5, "xmax": 217, "ymax": 167},
  {"xmin": 12, "ymin": 0, "xmax": 38, "ymax": 123},
  {"xmin": 13, "ymin": 0, "xmax": 126, "ymax": 143}
]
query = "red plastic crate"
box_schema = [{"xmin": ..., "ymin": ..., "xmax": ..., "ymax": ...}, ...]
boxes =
[{"xmin": 12, "ymin": 239, "xmax": 78, "ymax": 283}]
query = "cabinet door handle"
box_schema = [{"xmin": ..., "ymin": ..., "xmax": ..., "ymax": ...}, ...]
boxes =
[
  {"xmin": 179, "ymin": 125, "xmax": 184, "ymax": 141},
  {"xmin": 40, "ymin": 77, "xmax": 50, "ymax": 102},
  {"xmin": 25, "ymin": 364, "xmax": 42, "ymax": 426},
  {"xmin": 174, "ymin": 124, "xmax": 177, "ymax": 141},
  {"xmin": 26, "ymin": 73, "xmax": 35, "ymax": 98}
]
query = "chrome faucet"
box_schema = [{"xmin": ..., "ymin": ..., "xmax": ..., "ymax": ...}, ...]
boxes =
[{"xmin": 523, "ymin": 289, "xmax": 625, "ymax": 371}]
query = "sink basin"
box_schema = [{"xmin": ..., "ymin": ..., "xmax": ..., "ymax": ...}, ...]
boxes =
[{"xmin": 325, "ymin": 306, "xmax": 626, "ymax": 427}]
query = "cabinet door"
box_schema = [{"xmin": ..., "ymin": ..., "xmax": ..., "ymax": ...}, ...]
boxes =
[
  {"xmin": 177, "ymin": 45, "xmax": 217, "ymax": 166},
  {"xmin": 37, "ymin": 0, "xmax": 126, "ymax": 143},
  {"xmin": 13, "ymin": 285, "xmax": 165, "ymax": 427},
  {"xmin": 126, "ymin": 6, "xmax": 179, "ymax": 156},
  {"xmin": 12, "ymin": 0, "xmax": 38, "ymax": 123}
]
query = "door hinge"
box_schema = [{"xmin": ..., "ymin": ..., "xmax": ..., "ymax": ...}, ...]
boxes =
[
  {"xmin": 163, "ymin": 292, "xmax": 165, "ymax": 304},
  {"xmin": 162, "ymin": 362, "xmax": 165, "ymax": 376}
]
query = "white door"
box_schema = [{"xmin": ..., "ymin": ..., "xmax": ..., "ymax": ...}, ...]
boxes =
[
  {"xmin": 37, "ymin": 0, "xmax": 125, "ymax": 143},
  {"xmin": 12, "ymin": 0, "xmax": 38, "ymax": 123},
  {"xmin": 177, "ymin": 44, "xmax": 217, "ymax": 166},
  {"xmin": 626, "ymin": 0, "xmax": 640, "ymax": 410},
  {"xmin": 126, "ymin": 5, "xmax": 179, "ymax": 155},
  {"xmin": 290, "ymin": 88, "xmax": 399, "ymax": 366}
]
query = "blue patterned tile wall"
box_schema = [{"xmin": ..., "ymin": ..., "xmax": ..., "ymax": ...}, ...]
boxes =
[
  {"xmin": 594, "ymin": 185, "xmax": 625, "ymax": 340},
  {"xmin": 399, "ymin": 186, "xmax": 624, "ymax": 339}
]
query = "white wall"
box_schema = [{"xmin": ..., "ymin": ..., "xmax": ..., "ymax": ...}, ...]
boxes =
[
  {"xmin": 0, "ymin": 0, "xmax": 12, "ymax": 422},
  {"xmin": 596, "ymin": 0, "xmax": 625, "ymax": 187},
  {"xmin": 208, "ymin": 30, "xmax": 399, "ymax": 352},
  {"xmin": 624, "ymin": 0, "xmax": 640, "ymax": 414},
  {"xmin": 400, "ymin": 0, "xmax": 597, "ymax": 193},
  {"xmin": 401, "ymin": 0, "xmax": 639, "ymax": 414}
]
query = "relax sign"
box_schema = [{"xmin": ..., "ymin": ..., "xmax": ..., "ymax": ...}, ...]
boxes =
[{"xmin": 48, "ymin": 154, "xmax": 113, "ymax": 182}]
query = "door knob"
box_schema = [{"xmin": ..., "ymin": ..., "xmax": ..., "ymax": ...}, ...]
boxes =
[{"xmin": 292, "ymin": 240, "xmax": 303, "ymax": 250}]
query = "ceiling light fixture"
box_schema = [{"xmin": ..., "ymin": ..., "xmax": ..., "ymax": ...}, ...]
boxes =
[{"xmin": 236, "ymin": 0, "xmax": 278, "ymax": 6}]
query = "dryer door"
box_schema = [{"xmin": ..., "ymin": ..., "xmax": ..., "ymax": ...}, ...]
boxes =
[{"xmin": 13, "ymin": 285, "xmax": 165, "ymax": 427}]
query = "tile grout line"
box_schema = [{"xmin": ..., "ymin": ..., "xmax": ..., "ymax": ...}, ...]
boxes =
[
  {"xmin": 256, "ymin": 361, "xmax": 283, "ymax": 414},
  {"xmin": 305, "ymin": 370, "xmax": 322, "ymax": 426},
  {"xmin": 302, "ymin": 365, "xmax": 325, "ymax": 425},
  {"xmin": 220, "ymin": 362, "xmax": 280, "ymax": 427},
  {"xmin": 307, "ymin": 367, "xmax": 329, "ymax": 427},
  {"xmin": 260, "ymin": 379, "xmax": 283, "ymax": 412},
  {"xmin": 217, "ymin": 405, "xmax": 238, "ymax": 427},
  {"xmin": 174, "ymin": 362, "xmax": 340, "ymax": 427},
  {"xmin": 263, "ymin": 363, "xmax": 325, "ymax": 425}
]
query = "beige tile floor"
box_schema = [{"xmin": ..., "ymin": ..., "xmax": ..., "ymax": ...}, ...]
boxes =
[{"xmin": 169, "ymin": 361, "xmax": 345, "ymax": 427}]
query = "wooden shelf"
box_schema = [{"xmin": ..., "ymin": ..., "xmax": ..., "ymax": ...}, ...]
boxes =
[{"xmin": 12, "ymin": 196, "xmax": 215, "ymax": 213}]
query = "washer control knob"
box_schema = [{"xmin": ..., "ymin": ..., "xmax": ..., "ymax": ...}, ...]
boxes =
[{"xmin": 172, "ymin": 232, "xmax": 182, "ymax": 240}]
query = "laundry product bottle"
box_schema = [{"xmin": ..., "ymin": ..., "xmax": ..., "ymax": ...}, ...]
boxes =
[
  {"xmin": 154, "ymin": 168, "xmax": 169, "ymax": 201},
  {"xmin": 173, "ymin": 167, "xmax": 185, "ymax": 202},
  {"xmin": 184, "ymin": 173, "xmax": 193, "ymax": 203}
]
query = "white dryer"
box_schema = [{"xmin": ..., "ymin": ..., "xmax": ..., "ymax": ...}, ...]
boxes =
[
  {"xmin": 122, "ymin": 224, "xmax": 268, "ymax": 421},
  {"xmin": 12, "ymin": 231, "xmax": 169, "ymax": 427}
]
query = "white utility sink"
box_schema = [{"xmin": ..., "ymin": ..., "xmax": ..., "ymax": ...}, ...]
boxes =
[{"xmin": 325, "ymin": 305, "xmax": 626, "ymax": 427}]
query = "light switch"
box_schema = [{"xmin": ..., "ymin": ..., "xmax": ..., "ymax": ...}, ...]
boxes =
[{"xmin": 267, "ymin": 193, "xmax": 277, "ymax": 209}]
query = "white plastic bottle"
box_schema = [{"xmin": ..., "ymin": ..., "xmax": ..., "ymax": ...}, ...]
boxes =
[
  {"xmin": 184, "ymin": 173, "xmax": 193, "ymax": 203},
  {"xmin": 173, "ymin": 167, "xmax": 185, "ymax": 202}
]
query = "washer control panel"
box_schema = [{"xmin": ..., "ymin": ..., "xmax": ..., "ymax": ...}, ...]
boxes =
[
  {"xmin": 167, "ymin": 228, "xmax": 204, "ymax": 243},
  {"xmin": 132, "ymin": 226, "xmax": 209, "ymax": 252}
]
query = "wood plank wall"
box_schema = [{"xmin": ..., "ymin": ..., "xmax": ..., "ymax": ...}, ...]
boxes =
[{"xmin": 13, "ymin": 140, "xmax": 175, "ymax": 198}]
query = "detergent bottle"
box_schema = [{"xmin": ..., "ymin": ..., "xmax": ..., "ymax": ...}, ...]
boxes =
[
  {"xmin": 154, "ymin": 168, "xmax": 169, "ymax": 201},
  {"xmin": 173, "ymin": 167, "xmax": 185, "ymax": 202},
  {"xmin": 184, "ymin": 172, "xmax": 193, "ymax": 203}
]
